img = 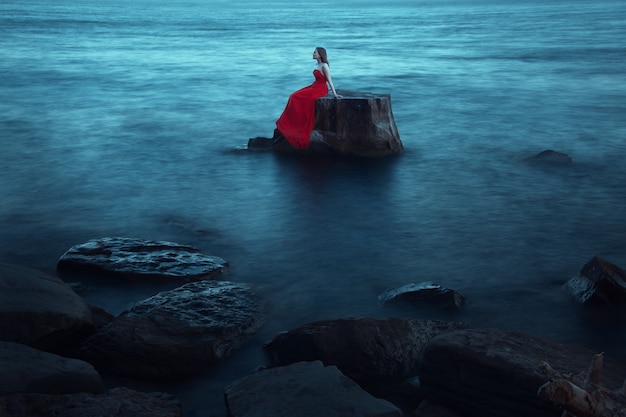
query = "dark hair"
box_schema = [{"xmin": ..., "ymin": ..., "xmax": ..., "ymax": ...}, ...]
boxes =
[{"xmin": 316, "ymin": 47, "xmax": 329, "ymax": 65}]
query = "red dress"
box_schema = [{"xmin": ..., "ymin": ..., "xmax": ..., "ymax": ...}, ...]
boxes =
[{"xmin": 276, "ymin": 69, "xmax": 328, "ymax": 149}]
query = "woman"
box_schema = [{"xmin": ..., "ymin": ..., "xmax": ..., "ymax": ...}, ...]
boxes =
[{"xmin": 275, "ymin": 47, "xmax": 341, "ymax": 149}]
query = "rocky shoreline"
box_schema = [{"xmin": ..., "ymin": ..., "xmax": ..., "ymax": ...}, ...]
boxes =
[{"xmin": 1, "ymin": 237, "xmax": 625, "ymax": 417}]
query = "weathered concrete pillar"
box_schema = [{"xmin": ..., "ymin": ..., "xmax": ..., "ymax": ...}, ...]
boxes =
[{"xmin": 248, "ymin": 91, "xmax": 403, "ymax": 158}]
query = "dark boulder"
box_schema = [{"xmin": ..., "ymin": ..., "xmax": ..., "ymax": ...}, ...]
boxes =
[
  {"xmin": 0, "ymin": 341, "xmax": 103, "ymax": 395},
  {"xmin": 86, "ymin": 304, "xmax": 116, "ymax": 331},
  {"xmin": 0, "ymin": 387, "xmax": 182, "ymax": 417},
  {"xmin": 0, "ymin": 263, "xmax": 93, "ymax": 351},
  {"xmin": 566, "ymin": 256, "xmax": 626, "ymax": 309},
  {"xmin": 57, "ymin": 237, "xmax": 227, "ymax": 282},
  {"xmin": 263, "ymin": 318, "xmax": 469, "ymax": 411},
  {"xmin": 264, "ymin": 318, "xmax": 466, "ymax": 384},
  {"xmin": 77, "ymin": 280, "xmax": 267, "ymax": 378},
  {"xmin": 224, "ymin": 361, "xmax": 403, "ymax": 417},
  {"xmin": 248, "ymin": 92, "xmax": 403, "ymax": 158},
  {"xmin": 413, "ymin": 401, "xmax": 464, "ymax": 417},
  {"xmin": 378, "ymin": 282, "xmax": 465, "ymax": 311},
  {"xmin": 419, "ymin": 328, "xmax": 626, "ymax": 417}
]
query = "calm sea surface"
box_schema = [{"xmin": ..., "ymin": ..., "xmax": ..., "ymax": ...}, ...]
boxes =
[{"xmin": 1, "ymin": 0, "xmax": 625, "ymax": 415}]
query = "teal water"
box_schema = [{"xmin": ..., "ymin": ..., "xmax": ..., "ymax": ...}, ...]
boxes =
[{"xmin": 1, "ymin": 0, "xmax": 625, "ymax": 415}]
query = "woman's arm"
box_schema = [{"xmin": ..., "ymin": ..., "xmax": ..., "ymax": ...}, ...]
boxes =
[{"xmin": 322, "ymin": 64, "xmax": 342, "ymax": 99}]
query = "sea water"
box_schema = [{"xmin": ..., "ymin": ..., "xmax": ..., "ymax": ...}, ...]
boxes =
[{"xmin": 1, "ymin": 0, "xmax": 625, "ymax": 415}]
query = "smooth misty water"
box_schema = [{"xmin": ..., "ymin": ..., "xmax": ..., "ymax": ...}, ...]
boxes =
[{"xmin": 1, "ymin": 0, "xmax": 625, "ymax": 415}]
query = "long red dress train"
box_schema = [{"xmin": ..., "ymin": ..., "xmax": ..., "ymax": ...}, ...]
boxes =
[{"xmin": 276, "ymin": 69, "xmax": 328, "ymax": 149}]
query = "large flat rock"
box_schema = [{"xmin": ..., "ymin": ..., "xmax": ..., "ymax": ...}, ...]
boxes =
[
  {"xmin": 224, "ymin": 361, "xmax": 403, "ymax": 417},
  {"xmin": 57, "ymin": 237, "xmax": 227, "ymax": 282},
  {"xmin": 78, "ymin": 280, "xmax": 267, "ymax": 378}
]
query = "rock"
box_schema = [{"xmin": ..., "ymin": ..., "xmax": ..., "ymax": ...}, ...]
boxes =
[
  {"xmin": 247, "ymin": 135, "xmax": 276, "ymax": 149},
  {"xmin": 525, "ymin": 149, "xmax": 572, "ymax": 165},
  {"xmin": 311, "ymin": 92, "xmax": 404, "ymax": 157},
  {"xmin": 224, "ymin": 360, "xmax": 403, "ymax": 417},
  {"xmin": 248, "ymin": 92, "xmax": 403, "ymax": 158},
  {"xmin": 264, "ymin": 318, "xmax": 466, "ymax": 384},
  {"xmin": 0, "ymin": 341, "xmax": 103, "ymax": 395},
  {"xmin": 378, "ymin": 282, "xmax": 465, "ymax": 310},
  {"xmin": 0, "ymin": 263, "xmax": 93, "ymax": 351},
  {"xmin": 413, "ymin": 401, "xmax": 464, "ymax": 417},
  {"xmin": 0, "ymin": 387, "xmax": 182, "ymax": 417},
  {"xmin": 566, "ymin": 256, "xmax": 626, "ymax": 308},
  {"xmin": 419, "ymin": 328, "xmax": 626, "ymax": 417},
  {"xmin": 87, "ymin": 304, "xmax": 115, "ymax": 330},
  {"xmin": 77, "ymin": 280, "xmax": 267, "ymax": 378},
  {"xmin": 57, "ymin": 237, "xmax": 227, "ymax": 282}
]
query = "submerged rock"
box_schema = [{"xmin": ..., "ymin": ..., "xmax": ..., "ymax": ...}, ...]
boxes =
[
  {"xmin": 566, "ymin": 256, "xmax": 626, "ymax": 308},
  {"xmin": 525, "ymin": 149, "xmax": 572, "ymax": 165},
  {"xmin": 378, "ymin": 281, "xmax": 465, "ymax": 310},
  {"xmin": 57, "ymin": 237, "xmax": 227, "ymax": 282},
  {"xmin": 0, "ymin": 263, "xmax": 93, "ymax": 351},
  {"xmin": 248, "ymin": 91, "xmax": 403, "ymax": 158},
  {"xmin": 224, "ymin": 361, "xmax": 403, "ymax": 417},
  {"xmin": 77, "ymin": 280, "xmax": 267, "ymax": 378}
]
